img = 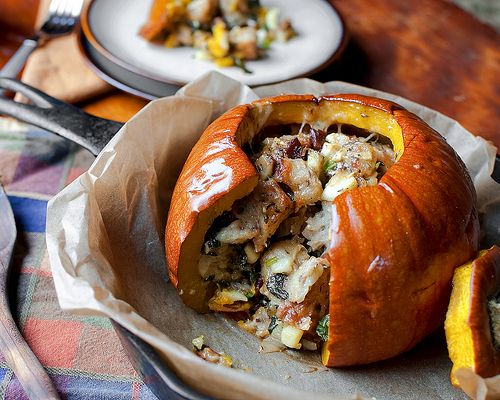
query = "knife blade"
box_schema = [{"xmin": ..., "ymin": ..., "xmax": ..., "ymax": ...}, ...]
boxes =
[{"xmin": 0, "ymin": 185, "xmax": 60, "ymax": 400}]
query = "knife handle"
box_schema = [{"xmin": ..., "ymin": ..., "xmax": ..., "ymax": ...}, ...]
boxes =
[
  {"xmin": 0, "ymin": 188, "xmax": 60, "ymax": 400},
  {"xmin": 0, "ymin": 78, "xmax": 122, "ymax": 156},
  {"xmin": 0, "ymin": 305, "xmax": 61, "ymax": 400}
]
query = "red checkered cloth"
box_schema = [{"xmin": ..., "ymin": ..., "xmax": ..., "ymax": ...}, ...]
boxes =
[{"xmin": 0, "ymin": 118, "xmax": 157, "ymax": 399}]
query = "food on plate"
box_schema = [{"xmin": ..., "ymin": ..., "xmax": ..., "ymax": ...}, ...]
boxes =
[
  {"xmin": 166, "ymin": 94, "xmax": 479, "ymax": 366},
  {"xmin": 445, "ymin": 245, "xmax": 500, "ymax": 385},
  {"xmin": 139, "ymin": 0, "xmax": 295, "ymax": 70}
]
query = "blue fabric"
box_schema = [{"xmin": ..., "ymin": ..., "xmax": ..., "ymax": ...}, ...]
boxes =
[{"xmin": 7, "ymin": 196, "xmax": 47, "ymax": 233}]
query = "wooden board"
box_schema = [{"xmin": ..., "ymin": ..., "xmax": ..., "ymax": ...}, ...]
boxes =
[
  {"xmin": 0, "ymin": 0, "xmax": 39, "ymax": 35},
  {"xmin": 0, "ymin": 0, "xmax": 39, "ymax": 78},
  {"xmin": 0, "ymin": 0, "xmax": 499, "ymax": 147},
  {"xmin": 323, "ymin": 0, "xmax": 500, "ymax": 146}
]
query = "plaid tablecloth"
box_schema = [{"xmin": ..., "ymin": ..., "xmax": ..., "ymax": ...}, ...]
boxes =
[{"xmin": 0, "ymin": 118, "xmax": 157, "ymax": 400}]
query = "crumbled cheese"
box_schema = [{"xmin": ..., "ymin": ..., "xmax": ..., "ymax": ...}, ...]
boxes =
[
  {"xmin": 322, "ymin": 171, "xmax": 358, "ymax": 201},
  {"xmin": 192, "ymin": 335, "xmax": 205, "ymax": 350},
  {"xmin": 488, "ymin": 299, "xmax": 500, "ymax": 349},
  {"xmin": 306, "ymin": 149, "xmax": 323, "ymax": 176}
]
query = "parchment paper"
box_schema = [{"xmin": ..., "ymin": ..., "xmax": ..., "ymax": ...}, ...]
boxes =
[{"xmin": 46, "ymin": 71, "xmax": 500, "ymax": 400}]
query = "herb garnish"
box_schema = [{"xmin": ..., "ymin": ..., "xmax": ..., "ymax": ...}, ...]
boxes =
[
  {"xmin": 265, "ymin": 256, "xmax": 278, "ymax": 267},
  {"xmin": 316, "ymin": 315, "xmax": 330, "ymax": 341},
  {"xmin": 234, "ymin": 58, "xmax": 253, "ymax": 74},
  {"xmin": 324, "ymin": 159, "xmax": 337, "ymax": 173}
]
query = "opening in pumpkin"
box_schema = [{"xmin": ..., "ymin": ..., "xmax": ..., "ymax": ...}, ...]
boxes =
[{"xmin": 198, "ymin": 121, "xmax": 395, "ymax": 351}]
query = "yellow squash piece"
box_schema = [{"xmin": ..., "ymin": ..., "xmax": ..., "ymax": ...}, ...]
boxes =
[
  {"xmin": 445, "ymin": 245, "xmax": 500, "ymax": 385},
  {"xmin": 215, "ymin": 56, "xmax": 234, "ymax": 68},
  {"xmin": 207, "ymin": 21, "xmax": 229, "ymax": 59}
]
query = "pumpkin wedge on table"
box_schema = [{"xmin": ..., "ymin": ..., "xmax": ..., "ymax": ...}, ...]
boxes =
[{"xmin": 445, "ymin": 245, "xmax": 500, "ymax": 385}]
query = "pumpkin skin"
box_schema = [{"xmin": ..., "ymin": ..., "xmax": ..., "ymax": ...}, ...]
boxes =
[{"xmin": 165, "ymin": 94, "xmax": 479, "ymax": 366}]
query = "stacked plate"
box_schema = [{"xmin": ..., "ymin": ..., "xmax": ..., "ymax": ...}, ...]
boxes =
[{"xmin": 78, "ymin": 0, "xmax": 347, "ymax": 99}]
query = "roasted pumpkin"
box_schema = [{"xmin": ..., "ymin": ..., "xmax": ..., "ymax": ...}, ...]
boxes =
[
  {"xmin": 445, "ymin": 245, "xmax": 500, "ymax": 385},
  {"xmin": 166, "ymin": 94, "xmax": 479, "ymax": 366}
]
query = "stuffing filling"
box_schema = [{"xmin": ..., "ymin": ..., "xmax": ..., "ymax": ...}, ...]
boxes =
[
  {"xmin": 199, "ymin": 123, "xmax": 395, "ymax": 351},
  {"xmin": 192, "ymin": 335, "xmax": 233, "ymax": 367},
  {"xmin": 488, "ymin": 297, "xmax": 500, "ymax": 349}
]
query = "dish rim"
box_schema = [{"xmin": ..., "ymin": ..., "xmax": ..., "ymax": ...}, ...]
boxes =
[{"xmin": 77, "ymin": 31, "xmax": 178, "ymax": 100}]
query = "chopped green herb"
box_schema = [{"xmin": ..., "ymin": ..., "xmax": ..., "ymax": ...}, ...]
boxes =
[
  {"xmin": 265, "ymin": 256, "xmax": 278, "ymax": 267},
  {"xmin": 268, "ymin": 316, "xmax": 278, "ymax": 333},
  {"xmin": 249, "ymin": 268, "xmax": 259, "ymax": 285},
  {"xmin": 192, "ymin": 335, "xmax": 205, "ymax": 350},
  {"xmin": 324, "ymin": 159, "xmax": 337, "ymax": 173},
  {"xmin": 245, "ymin": 292, "xmax": 254, "ymax": 299},
  {"xmin": 316, "ymin": 315, "xmax": 329, "ymax": 341},
  {"xmin": 234, "ymin": 58, "xmax": 253, "ymax": 74},
  {"xmin": 375, "ymin": 161, "xmax": 382, "ymax": 170},
  {"xmin": 259, "ymin": 37, "xmax": 271, "ymax": 50}
]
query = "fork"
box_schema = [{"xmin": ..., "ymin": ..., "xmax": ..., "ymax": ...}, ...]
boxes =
[{"xmin": 0, "ymin": 0, "xmax": 84, "ymax": 81}]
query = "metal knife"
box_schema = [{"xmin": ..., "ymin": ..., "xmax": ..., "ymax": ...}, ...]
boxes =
[{"xmin": 0, "ymin": 185, "xmax": 60, "ymax": 400}]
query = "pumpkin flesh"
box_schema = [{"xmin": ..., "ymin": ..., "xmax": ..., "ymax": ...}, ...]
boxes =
[{"xmin": 445, "ymin": 246, "xmax": 500, "ymax": 385}]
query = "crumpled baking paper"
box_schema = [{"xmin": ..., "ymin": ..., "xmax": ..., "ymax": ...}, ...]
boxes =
[{"xmin": 46, "ymin": 71, "xmax": 500, "ymax": 400}]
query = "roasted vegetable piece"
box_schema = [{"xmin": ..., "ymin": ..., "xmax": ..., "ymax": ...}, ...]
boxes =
[{"xmin": 445, "ymin": 245, "xmax": 500, "ymax": 386}]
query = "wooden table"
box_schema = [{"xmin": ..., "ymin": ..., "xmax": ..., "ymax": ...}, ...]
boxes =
[{"xmin": 1, "ymin": 0, "xmax": 499, "ymax": 147}]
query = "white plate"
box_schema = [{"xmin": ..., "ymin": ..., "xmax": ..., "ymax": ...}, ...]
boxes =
[{"xmin": 84, "ymin": 0, "xmax": 346, "ymax": 87}]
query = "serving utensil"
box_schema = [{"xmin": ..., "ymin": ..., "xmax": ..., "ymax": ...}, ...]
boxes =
[
  {"xmin": 0, "ymin": 185, "xmax": 61, "ymax": 400},
  {"xmin": 0, "ymin": 0, "xmax": 84, "ymax": 83}
]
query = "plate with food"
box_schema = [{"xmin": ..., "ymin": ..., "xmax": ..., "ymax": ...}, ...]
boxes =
[
  {"xmin": 3, "ymin": 72, "xmax": 499, "ymax": 399},
  {"xmin": 79, "ymin": 0, "xmax": 346, "ymax": 98}
]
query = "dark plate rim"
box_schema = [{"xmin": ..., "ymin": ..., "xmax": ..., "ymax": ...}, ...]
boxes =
[
  {"xmin": 77, "ymin": 31, "xmax": 173, "ymax": 100},
  {"xmin": 80, "ymin": 0, "xmax": 349, "ymax": 91}
]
